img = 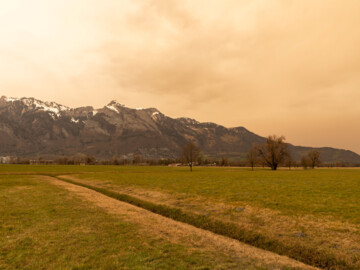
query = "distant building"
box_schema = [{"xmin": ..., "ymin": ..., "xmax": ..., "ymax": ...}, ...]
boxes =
[
  {"xmin": 168, "ymin": 163, "xmax": 182, "ymax": 167},
  {"xmin": 29, "ymin": 159, "xmax": 54, "ymax": 165},
  {"xmin": 206, "ymin": 163, "xmax": 217, "ymax": 166},
  {"xmin": 0, "ymin": 156, "xmax": 12, "ymax": 164}
]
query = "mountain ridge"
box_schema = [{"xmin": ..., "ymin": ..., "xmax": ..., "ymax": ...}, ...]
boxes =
[{"xmin": 1, "ymin": 95, "xmax": 359, "ymax": 164}]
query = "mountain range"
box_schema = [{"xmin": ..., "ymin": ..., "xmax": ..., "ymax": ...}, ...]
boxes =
[{"xmin": 1, "ymin": 96, "xmax": 359, "ymax": 164}]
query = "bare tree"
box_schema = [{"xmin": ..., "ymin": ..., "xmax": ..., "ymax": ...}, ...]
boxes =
[
  {"xmin": 246, "ymin": 146, "xmax": 258, "ymax": 170},
  {"xmin": 220, "ymin": 157, "xmax": 229, "ymax": 167},
  {"xmin": 308, "ymin": 150, "xmax": 321, "ymax": 169},
  {"xmin": 85, "ymin": 154, "xmax": 96, "ymax": 165},
  {"xmin": 112, "ymin": 155, "xmax": 120, "ymax": 165},
  {"xmin": 73, "ymin": 153, "xmax": 87, "ymax": 165},
  {"xmin": 181, "ymin": 141, "xmax": 201, "ymax": 171},
  {"xmin": 256, "ymin": 135, "xmax": 288, "ymax": 170},
  {"xmin": 285, "ymin": 154, "xmax": 293, "ymax": 170},
  {"xmin": 301, "ymin": 156, "xmax": 309, "ymax": 169},
  {"xmin": 197, "ymin": 155, "xmax": 204, "ymax": 166},
  {"xmin": 133, "ymin": 153, "xmax": 143, "ymax": 165}
]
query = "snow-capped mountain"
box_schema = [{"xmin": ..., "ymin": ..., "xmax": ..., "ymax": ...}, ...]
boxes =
[
  {"xmin": 3, "ymin": 96, "xmax": 70, "ymax": 118},
  {"xmin": 0, "ymin": 95, "xmax": 360, "ymax": 163}
]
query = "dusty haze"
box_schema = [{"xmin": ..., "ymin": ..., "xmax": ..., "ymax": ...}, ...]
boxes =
[{"xmin": 1, "ymin": 0, "xmax": 360, "ymax": 153}]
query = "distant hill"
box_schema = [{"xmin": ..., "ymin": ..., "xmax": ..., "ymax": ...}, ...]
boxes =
[{"xmin": 1, "ymin": 96, "xmax": 359, "ymax": 164}]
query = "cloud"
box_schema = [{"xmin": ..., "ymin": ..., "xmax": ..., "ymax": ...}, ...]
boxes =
[
  {"xmin": 1, "ymin": 0, "xmax": 360, "ymax": 152},
  {"xmin": 101, "ymin": 0, "xmax": 360, "ymax": 106}
]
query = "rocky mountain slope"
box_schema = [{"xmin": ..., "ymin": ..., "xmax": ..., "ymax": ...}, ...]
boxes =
[{"xmin": 0, "ymin": 96, "xmax": 359, "ymax": 164}]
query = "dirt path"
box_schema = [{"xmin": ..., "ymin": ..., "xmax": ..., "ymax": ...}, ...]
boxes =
[
  {"xmin": 59, "ymin": 174, "xmax": 360, "ymax": 266},
  {"xmin": 42, "ymin": 175, "xmax": 318, "ymax": 270}
]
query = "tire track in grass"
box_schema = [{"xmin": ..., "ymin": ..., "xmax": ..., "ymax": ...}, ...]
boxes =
[
  {"xmin": 55, "ymin": 175, "xmax": 352, "ymax": 269},
  {"xmin": 41, "ymin": 175, "xmax": 319, "ymax": 270}
]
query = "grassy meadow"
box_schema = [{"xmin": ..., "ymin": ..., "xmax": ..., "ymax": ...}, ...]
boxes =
[
  {"xmin": 0, "ymin": 173, "xmax": 277, "ymax": 270},
  {"xmin": 69, "ymin": 166, "xmax": 360, "ymax": 222},
  {"xmin": 1, "ymin": 165, "xmax": 360, "ymax": 269}
]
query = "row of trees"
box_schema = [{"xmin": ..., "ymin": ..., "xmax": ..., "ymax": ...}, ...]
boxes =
[
  {"xmin": 55, "ymin": 154, "xmax": 182, "ymax": 166},
  {"xmin": 246, "ymin": 135, "xmax": 321, "ymax": 170},
  {"xmin": 181, "ymin": 136, "xmax": 322, "ymax": 171},
  {"xmin": 2, "ymin": 136, "xmax": 323, "ymax": 170},
  {"xmin": 301, "ymin": 150, "xmax": 321, "ymax": 169}
]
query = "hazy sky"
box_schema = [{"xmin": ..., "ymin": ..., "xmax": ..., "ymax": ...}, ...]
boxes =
[{"xmin": 1, "ymin": 0, "xmax": 360, "ymax": 153}]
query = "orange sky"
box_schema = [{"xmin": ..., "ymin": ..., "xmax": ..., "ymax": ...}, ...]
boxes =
[{"xmin": 1, "ymin": 0, "xmax": 360, "ymax": 153}]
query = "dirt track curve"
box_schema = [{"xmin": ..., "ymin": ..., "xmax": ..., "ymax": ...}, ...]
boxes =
[{"xmin": 42, "ymin": 175, "xmax": 318, "ymax": 270}]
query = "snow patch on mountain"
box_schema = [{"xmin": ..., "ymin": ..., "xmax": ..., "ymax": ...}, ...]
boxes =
[
  {"xmin": 105, "ymin": 100, "xmax": 126, "ymax": 113},
  {"xmin": 71, "ymin": 117, "xmax": 79, "ymax": 123},
  {"xmin": 106, "ymin": 105, "xmax": 119, "ymax": 113},
  {"xmin": 3, "ymin": 97, "xmax": 18, "ymax": 102},
  {"xmin": 2, "ymin": 96, "xmax": 69, "ymax": 117},
  {"xmin": 151, "ymin": 111, "xmax": 160, "ymax": 121},
  {"xmin": 177, "ymin": 117, "xmax": 199, "ymax": 125},
  {"xmin": 30, "ymin": 99, "xmax": 69, "ymax": 117}
]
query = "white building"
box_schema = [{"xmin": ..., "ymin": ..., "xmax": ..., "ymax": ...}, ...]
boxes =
[{"xmin": 0, "ymin": 156, "xmax": 12, "ymax": 164}]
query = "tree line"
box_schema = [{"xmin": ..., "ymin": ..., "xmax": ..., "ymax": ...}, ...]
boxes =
[
  {"xmin": 245, "ymin": 135, "xmax": 321, "ymax": 170},
  {"xmin": 180, "ymin": 135, "xmax": 323, "ymax": 171},
  {"xmin": 2, "ymin": 136, "xmax": 353, "ymax": 170}
]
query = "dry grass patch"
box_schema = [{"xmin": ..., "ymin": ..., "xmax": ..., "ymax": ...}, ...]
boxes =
[
  {"xmin": 58, "ymin": 174, "xmax": 360, "ymax": 269},
  {"xmin": 48, "ymin": 175, "xmax": 317, "ymax": 270},
  {"xmin": 2, "ymin": 174, "xmax": 276, "ymax": 269}
]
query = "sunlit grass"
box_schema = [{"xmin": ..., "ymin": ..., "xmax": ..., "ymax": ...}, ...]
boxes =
[
  {"xmin": 0, "ymin": 174, "xmax": 257, "ymax": 269},
  {"xmin": 67, "ymin": 167, "xmax": 360, "ymax": 223},
  {"xmin": 2, "ymin": 165, "xmax": 360, "ymax": 269}
]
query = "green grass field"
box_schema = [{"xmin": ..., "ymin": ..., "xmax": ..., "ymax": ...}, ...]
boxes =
[
  {"xmin": 1, "ymin": 165, "xmax": 359, "ymax": 269},
  {"xmin": 2, "ymin": 165, "xmax": 359, "ymax": 222},
  {"xmin": 1, "ymin": 174, "xmax": 274, "ymax": 270},
  {"xmin": 68, "ymin": 166, "xmax": 360, "ymax": 222}
]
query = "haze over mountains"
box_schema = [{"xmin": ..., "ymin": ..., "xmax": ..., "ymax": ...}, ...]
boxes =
[{"xmin": 0, "ymin": 96, "xmax": 359, "ymax": 164}]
